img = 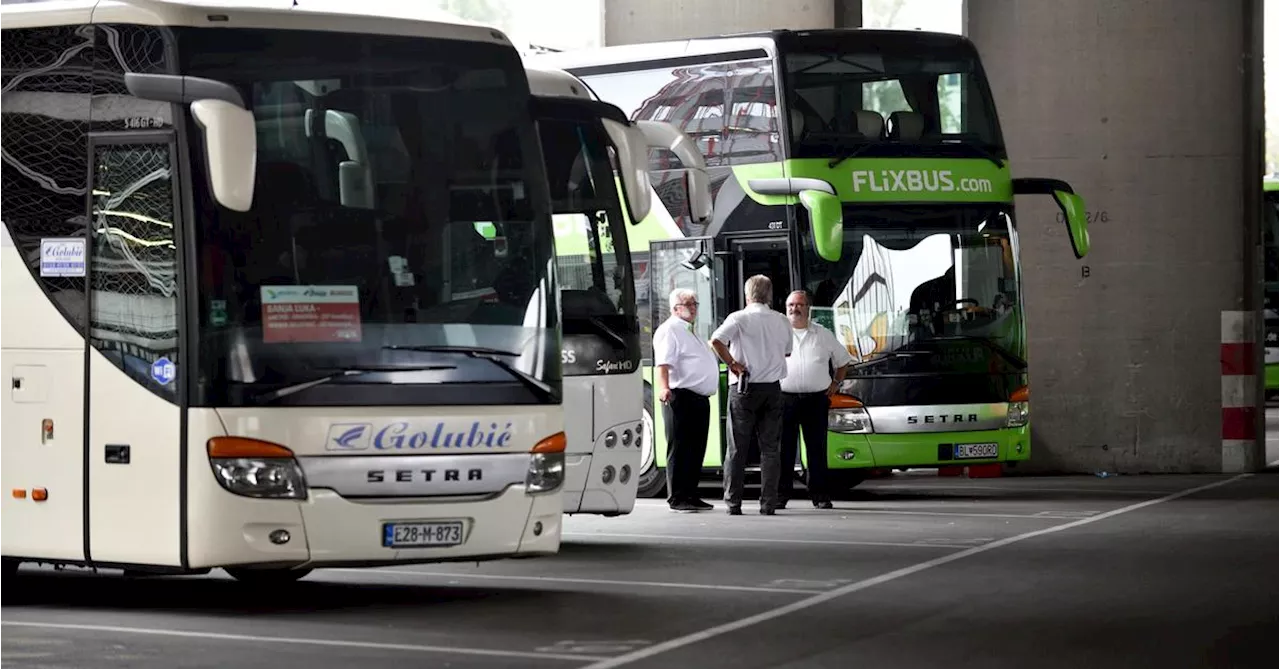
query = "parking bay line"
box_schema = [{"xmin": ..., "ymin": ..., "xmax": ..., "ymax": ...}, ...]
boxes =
[
  {"xmin": 0, "ymin": 621, "xmax": 610, "ymax": 663},
  {"xmin": 580, "ymin": 473, "xmax": 1254, "ymax": 669},
  {"xmin": 564, "ymin": 532, "xmax": 972, "ymax": 549},
  {"xmin": 327, "ymin": 568, "xmax": 824, "ymax": 595}
]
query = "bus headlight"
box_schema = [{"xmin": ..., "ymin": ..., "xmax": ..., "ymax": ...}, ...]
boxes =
[
  {"xmin": 526, "ymin": 432, "xmax": 566, "ymax": 494},
  {"xmin": 1006, "ymin": 401, "xmax": 1029, "ymax": 428},
  {"xmin": 526, "ymin": 453, "xmax": 565, "ymax": 493},
  {"xmin": 828, "ymin": 407, "xmax": 873, "ymax": 434},
  {"xmin": 207, "ymin": 437, "xmax": 306, "ymax": 500}
]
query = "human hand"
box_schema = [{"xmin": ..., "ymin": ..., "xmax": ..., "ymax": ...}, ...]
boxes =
[{"xmin": 659, "ymin": 387, "xmax": 672, "ymax": 404}]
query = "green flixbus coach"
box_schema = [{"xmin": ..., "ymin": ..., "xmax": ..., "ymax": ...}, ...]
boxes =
[{"xmin": 529, "ymin": 29, "xmax": 1090, "ymax": 497}]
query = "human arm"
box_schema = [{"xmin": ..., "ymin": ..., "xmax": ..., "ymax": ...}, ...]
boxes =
[
  {"xmin": 709, "ymin": 314, "xmax": 746, "ymax": 376},
  {"xmin": 656, "ymin": 364, "xmax": 673, "ymax": 403},
  {"xmin": 827, "ymin": 329, "xmax": 856, "ymax": 396},
  {"xmin": 653, "ymin": 324, "xmax": 678, "ymax": 403}
]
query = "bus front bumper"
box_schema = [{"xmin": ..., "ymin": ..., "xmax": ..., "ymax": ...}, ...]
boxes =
[
  {"xmin": 189, "ymin": 485, "xmax": 562, "ymax": 570},
  {"xmin": 826, "ymin": 425, "xmax": 1031, "ymax": 470},
  {"xmin": 562, "ymin": 448, "xmax": 641, "ymax": 515}
]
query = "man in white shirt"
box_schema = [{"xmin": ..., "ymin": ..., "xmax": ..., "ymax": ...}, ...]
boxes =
[
  {"xmin": 710, "ymin": 275, "xmax": 793, "ymax": 515},
  {"xmin": 779, "ymin": 289, "xmax": 854, "ymax": 509},
  {"xmin": 652, "ymin": 287, "xmax": 720, "ymax": 512}
]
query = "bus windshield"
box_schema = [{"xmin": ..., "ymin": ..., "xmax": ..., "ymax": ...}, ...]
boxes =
[
  {"xmin": 780, "ymin": 33, "xmax": 1004, "ymax": 160},
  {"xmin": 179, "ymin": 29, "xmax": 558, "ymax": 407},
  {"xmin": 801, "ymin": 205, "xmax": 1025, "ymax": 390}
]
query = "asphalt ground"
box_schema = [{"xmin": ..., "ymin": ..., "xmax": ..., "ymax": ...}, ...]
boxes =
[{"xmin": 3, "ymin": 466, "xmax": 1276, "ymax": 669}]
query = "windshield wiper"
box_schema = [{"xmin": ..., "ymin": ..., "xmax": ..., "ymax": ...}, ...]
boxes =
[
  {"xmin": 827, "ymin": 142, "xmax": 876, "ymax": 169},
  {"xmin": 922, "ymin": 335, "xmax": 1027, "ymax": 370},
  {"xmin": 566, "ymin": 315, "xmax": 629, "ymax": 349},
  {"xmin": 944, "ymin": 142, "xmax": 1005, "ymax": 168},
  {"xmin": 251, "ymin": 364, "xmax": 455, "ymax": 403},
  {"xmin": 382, "ymin": 345, "xmax": 556, "ymax": 402},
  {"xmin": 850, "ymin": 350, "xmax": 929, "ymax": 371}
]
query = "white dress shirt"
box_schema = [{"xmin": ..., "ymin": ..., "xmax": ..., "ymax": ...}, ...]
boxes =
[
  {"xmin": 780, "ymin": 321, "xmax": 855, "ymax": 393},
  {"xmin": 710, "ymin": 303, "xmax": 793, "ymax": 385},
  {"xmin": 652, "ymin": 315, "xmax": 720, "ymax": 397}
]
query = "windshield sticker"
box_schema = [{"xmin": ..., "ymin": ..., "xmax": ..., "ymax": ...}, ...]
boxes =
[
  {"xmin": 39, "ymin": 237, "xmax": 86, "ymax": 277},
  {"xmin": 261, "ymin": 285, "xmax": 362, "ymax": 343},
  {"xmin": 150, "ymin": 356, "xmax": 176, "ymax": 386},
  {"xmin": 388, "ymin": 256, "xmax": 415, "ymax": 287}
]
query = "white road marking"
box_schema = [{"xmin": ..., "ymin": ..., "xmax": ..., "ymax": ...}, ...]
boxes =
[
  {"xmin": 326, "ymin": 568, "xmax": 822, "ymax": 595},
  {"xmin": 0, "ymin": 621, "xmax": 610, "ymax": 662},
  {"xmin": 564, "ymin": 531, "xmax": 971, "ymax": 549},
  {"xmin": 579, "ymin": 474, "xmax": 1254, "ymax": 669}
]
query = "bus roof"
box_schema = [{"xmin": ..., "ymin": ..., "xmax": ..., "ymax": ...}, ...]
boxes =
[
  {"xmin": 526, "ymin": 27, "xmax": 977, "ymax": 74},
  {"xmin": 0, "ymin": 0, "xmax": 512, "ymax": 45}
]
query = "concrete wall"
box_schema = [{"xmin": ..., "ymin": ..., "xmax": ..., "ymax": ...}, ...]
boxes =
[
  {"xmin": 602, "ymin": 0, "xmax": 850, "ymax": 45},
  {"xmin": 965, "ymin": 0, "xmax": 1264, "ymax": 473}
]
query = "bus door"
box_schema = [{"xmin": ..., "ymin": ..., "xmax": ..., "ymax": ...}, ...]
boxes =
[
  {"xmin": 645, "ymin": 237, "xmax": 724, "ymax": 470},
  {"xmin": 85, "ymin": 133, "xmax": 185, "ymax": 567},
  {"xmin": 726, "ymin": 235, "xmax": 792, "ymax": 312},
  {"xmin": 723, "ymin": 234, "xmax": 793, "ymax": 468}
]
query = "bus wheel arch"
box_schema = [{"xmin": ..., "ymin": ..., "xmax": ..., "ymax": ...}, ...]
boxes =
[{"xmin": 637, "ymin": 381, "xmax": 667, "ymax": 498}]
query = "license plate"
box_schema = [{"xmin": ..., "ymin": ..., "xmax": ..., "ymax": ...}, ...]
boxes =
[
  {"xmin": 953, "ymin": 442, "xmax": 999, "ymax": 459},
  {"xmin": 382, "ymin": 521, "xmax": 465, "ymax": 548}
]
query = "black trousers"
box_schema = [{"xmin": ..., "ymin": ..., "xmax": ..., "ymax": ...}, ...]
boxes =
[
  {"xmin": 780, "ymin": 390, "xmax": 831, "ymax": 502},
  {"xmin": 724, "ymin": 381, "xmax": 783, "ymax": 508},
  {"xmin": 661, "ymin": 388, "xmax": 710, "ymax": 504}
]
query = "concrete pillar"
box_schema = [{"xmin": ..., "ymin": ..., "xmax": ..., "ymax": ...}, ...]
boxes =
[
  {"xmin": 965, "ymin": 0, "xmax": 1266, "ymax": 473},
  {"xmin": 602, "ymin": 0, "xmax": 838, "ymax": 46}
]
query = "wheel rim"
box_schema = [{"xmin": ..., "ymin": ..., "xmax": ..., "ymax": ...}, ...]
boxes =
[{"xmin": 640, "ymin": 406, "xmax": 655, "ymax": 472}]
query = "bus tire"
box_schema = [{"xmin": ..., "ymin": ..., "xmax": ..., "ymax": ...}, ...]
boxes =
[
  {"xmin": 826, "ymin": 470, "xmax": 867, "ymax": 496},
  {"xmin": 636, "ymin": 382, "xmax": 667, "ymax": 499},
  {"xmin": 224, "ymin": 567, "xmax": 313, "ymax": 584}
]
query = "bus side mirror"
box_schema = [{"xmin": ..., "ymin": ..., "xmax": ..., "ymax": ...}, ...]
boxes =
[
  {"xmin": 800, "ymin": 190, "xmax": 842, "ymax": 262},
  {"xmin": 1013, "ymin": 177, "xmax": 1089, "ymax": 259},
  {"xmin": 1053, "ymin": 190, "xmax": 1089, "ymax": 259},
  {"xmin": 602, "ymin": 119, "xmax": 653, "ymax": 223},
  {"xmin": 682, "ymin": 168, "xmax": 713, "ymax": 225},
  {"xmin": 123, "ymin": 73, "xmax": 257, "ymax": 212},
  {"xmin": 190, "ymin": 100, "xmax": 257, "ymax": 212},
  {"xmin": 634, "ymin": 120, "xmax": 712, "ymax": 225}
]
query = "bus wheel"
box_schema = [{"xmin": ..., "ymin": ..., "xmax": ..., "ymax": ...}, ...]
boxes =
[
  {"xmin": 224, "ymin": 567, "xmax": 313, "ymax": 584},
  {"xmin": 826, "ymin": 470, "xmax": 867, "ymax": 496},
  {"xmin": 636, "ymin": 383, "xmax": 667, "ymax": 499}
]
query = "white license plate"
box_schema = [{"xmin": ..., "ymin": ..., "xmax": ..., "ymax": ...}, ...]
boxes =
[
  {"xmin": 382, "ymin": 521, "xmax": 465, "ymax": 548},
  {"xmin": 953, "ymin": 442, "xmax": 999, "ymax": 459}
]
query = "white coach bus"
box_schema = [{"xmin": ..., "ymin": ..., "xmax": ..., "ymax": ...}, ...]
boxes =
[
  {"xmin": 523, "ymin": 65, "xmax": 711, "ymax": 516},
  {"xmin": 0, "ymin": 0, "xmax": 656, "ymax": 582}
]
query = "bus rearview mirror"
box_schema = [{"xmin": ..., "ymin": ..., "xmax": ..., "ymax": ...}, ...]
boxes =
[
  {"xmin": 1012, "ymin": 177, "xmax": 1089, "ymax": 259},
  {"xmin": 634, "ymin": 120, "xmax": 712, "ymax": 225},
  {"xmin": 190, "ymin": 99, "xmax": 257, "ymax": 213},
  {"xmin": 122, "ymin": 73, "xmax": 257, "ymax": 212},
  {"xmin": 1053, "ymin": 190, "xmax": 1089, "ymax": 259},
  {"xmin": 602, "ymin": 119, "xmax": 653, "ymax": 224},
  {"xmin": 800, "ymin": 190, "xmax": 842, "ymax": 262}
]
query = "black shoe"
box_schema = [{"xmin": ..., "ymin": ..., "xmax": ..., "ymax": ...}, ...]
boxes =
[
  {"xmin": 669, "ymin": 501, "xmax": 699, "ymax": 512},
  {"xmin": 759, "ymin": 507, "xmax": 776, "ymax": 515},
  {"xmin": 815, "ymin": 500, "xmax": 834, "ymax": 510},
  {"xmin": 726, "ymin": 505, "xmax": 742, "ymax": 516},
  {"xmin": 687, "ymin": 498, "xmax": 713, "ymax": 510},
  {"xmin": 776, "ymin": 500, "xmax": 789, "ymax": 510}
]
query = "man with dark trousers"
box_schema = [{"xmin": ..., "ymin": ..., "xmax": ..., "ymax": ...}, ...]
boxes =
[
  {"xmin": 652, "ymin": 287, "xmax": 719, "ymax": 512},
  {"xmin": 710, "ymin": 275, "xmax": 793, "ymax": 515},
  {"xmin": 779, "ymin": 289, "xmax": 853, "ymax": 509}
]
